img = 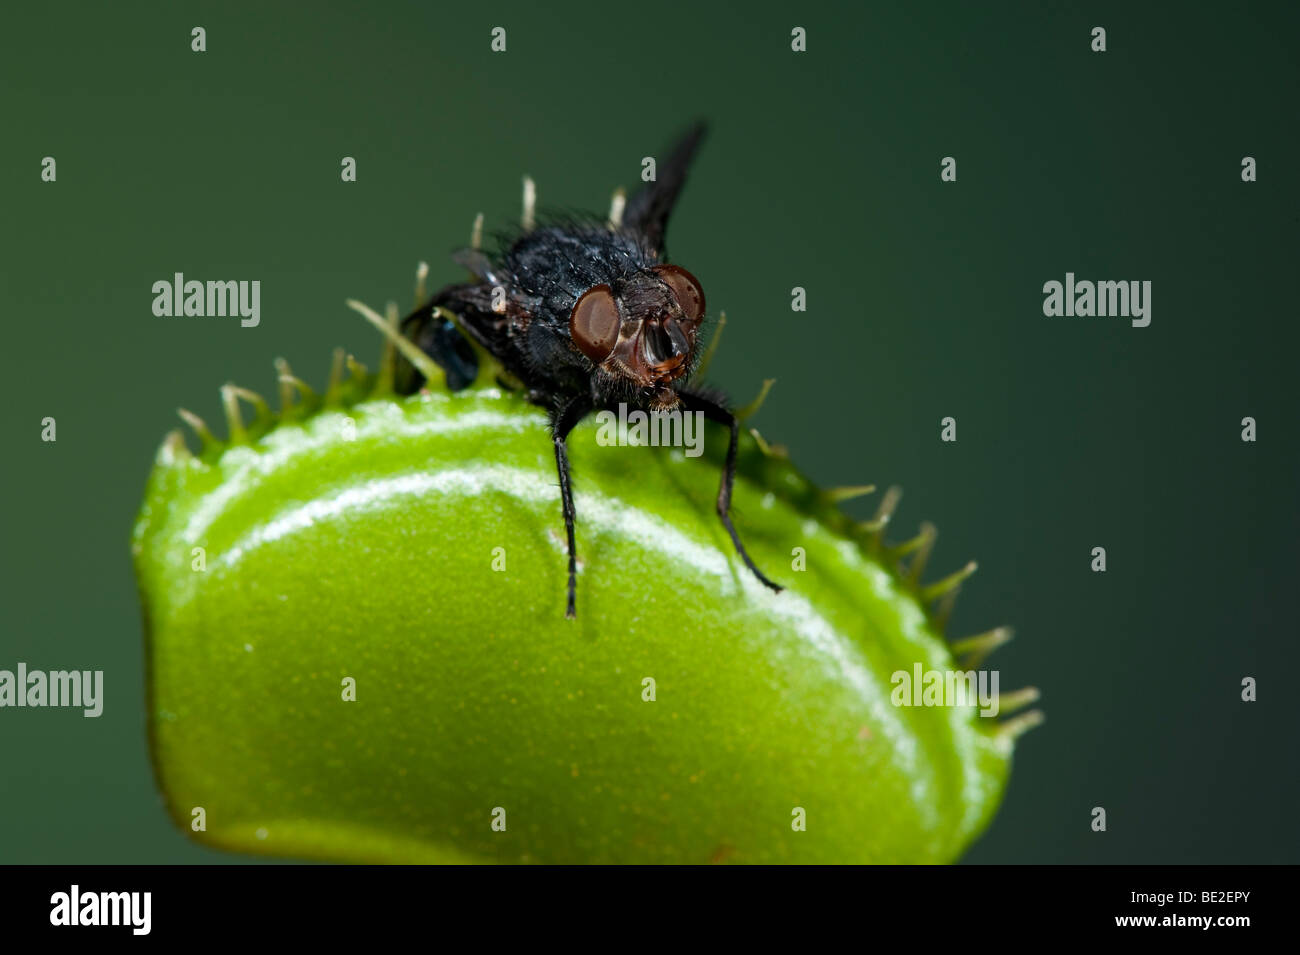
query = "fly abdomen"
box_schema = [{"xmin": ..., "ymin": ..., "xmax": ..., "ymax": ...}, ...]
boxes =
[{"xmin": 397, "ymin": 303, "xmax": 479, "ymax": 393}]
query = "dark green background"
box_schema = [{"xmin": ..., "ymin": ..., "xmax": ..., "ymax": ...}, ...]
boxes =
[{"xmin": 2, "ymin": 1, "xmax": 1296, "ymax": 864}]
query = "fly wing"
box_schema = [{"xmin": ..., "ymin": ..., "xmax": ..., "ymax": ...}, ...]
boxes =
[
  {"xmin": 452, "ymin": 247, "xmax": 508, "ymax": 287},
  {"xmin": 621, "ymin": 122, "xmax": 707, "ymax": 256}
]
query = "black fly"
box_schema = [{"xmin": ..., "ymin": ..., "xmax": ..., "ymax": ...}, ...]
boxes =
[{"xmin": 396, "ymin": 123, "xmax": 782, "ymax": 617}]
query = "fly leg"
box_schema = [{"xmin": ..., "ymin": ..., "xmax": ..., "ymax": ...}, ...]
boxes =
[
  {"xmin": 677, "ymin": 390, "xmax": 783, "ymax": 594},
  {"xmin": 549, "ymin": 395, "xmax": 593, "ymax": 618}
]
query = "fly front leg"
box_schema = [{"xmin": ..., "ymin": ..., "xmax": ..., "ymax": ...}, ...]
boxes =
[
  {"xmin": 549, "ymin": 395, "xmax": 593, "ymax": 618},
  {"xmin": 677, "ymin": 390, "xmax": 783, "ymax": 594}
]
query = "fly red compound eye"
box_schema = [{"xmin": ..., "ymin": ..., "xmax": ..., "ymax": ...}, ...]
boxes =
[
  {"xmin": 650, "ymin": 264, "xmax": 706, "ymax": 325},
  {"xmin": 569, "ymin": 284, "xmax": 620, "ymax": 363}
]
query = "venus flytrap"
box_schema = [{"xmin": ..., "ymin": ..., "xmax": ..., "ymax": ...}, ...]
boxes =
[
  {"xmin": 130, "ymin": 276, "xmax": 1039, "ymax": 864},
  {"xmin": 134, "ymin": 124, "xmax": 1038, "ymax": 863}
]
